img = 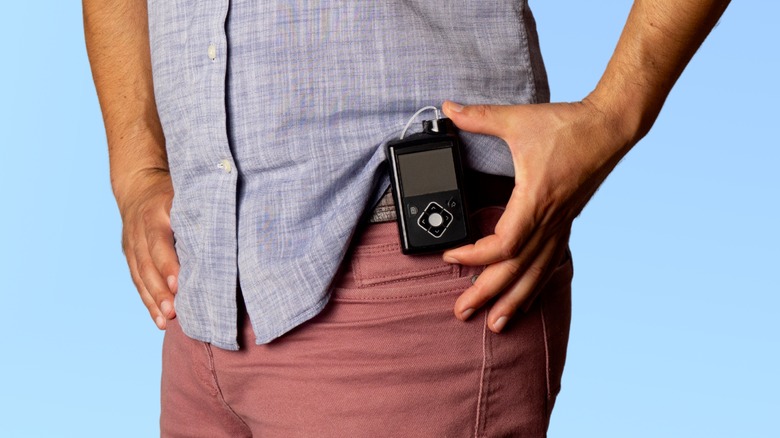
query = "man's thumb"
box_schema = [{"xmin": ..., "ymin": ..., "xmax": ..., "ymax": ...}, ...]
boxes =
[{"xmin": 442, "ymin": 101, "xmax": 509, "ymax": 138}]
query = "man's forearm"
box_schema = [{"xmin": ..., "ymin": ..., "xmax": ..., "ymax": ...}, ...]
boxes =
[
  {"xmin": 85, "ymin": 0, "xmax": 179, "ymax": 329},
  {"xmin": 83, "ymin": 0, "xmax": 167, "ymax": 209},
  {"xmin": 588, "ymin": 0, "xmax": 730, "ymax": 153}
]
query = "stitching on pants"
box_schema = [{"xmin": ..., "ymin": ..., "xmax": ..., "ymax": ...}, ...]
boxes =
[
  {"xmin": 352, "ymin": 259, "xmax": 456, "ymax": 287},
  {"xmin": 473, "ymin": 312, "xmax": 490, "ymax": 438},
  {"xmin": 203, "ymin": 343, "xmax": 251, "ymax": 432},
  {"xmin": 353, "ymin": 242, "xmax": 399, "ymax": 255},
  {"xmin": 355, "ymin": 266, "xmax": 458, "ymax": 288},
  {"xmin": 540, "ymin": 302, "xmax": 552, "ymax": 422},
  {"xmin": 334, "ymin": 286, "xmax": 465, "ymax": 301}
]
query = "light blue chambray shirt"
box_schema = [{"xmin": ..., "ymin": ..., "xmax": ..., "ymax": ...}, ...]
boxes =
[{"xmin": 147, "ymin": 0, "xmax": 549, "ymax": 350}]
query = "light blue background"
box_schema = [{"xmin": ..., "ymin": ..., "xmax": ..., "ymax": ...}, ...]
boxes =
[{"xmin": 0, "ymin": 1, "xmax": 777, "ymax": 437}]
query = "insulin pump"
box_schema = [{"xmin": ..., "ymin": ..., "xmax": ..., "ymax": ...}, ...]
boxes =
[{"xmin": 386, "ymin": 108, "xmax": 472, "ymax": 254}]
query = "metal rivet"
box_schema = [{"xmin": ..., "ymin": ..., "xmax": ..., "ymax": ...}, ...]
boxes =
[{"xmin": 471, "ymin": 274, "xmax": 479, "ymax": 284}]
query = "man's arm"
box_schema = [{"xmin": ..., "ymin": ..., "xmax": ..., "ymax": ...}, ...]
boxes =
[
  {"xmin": 83, "ymin": 0, "xmax": 178, "ymax": 329},
  {"xmin": 442, "ymin": 0, "xmax": 731, "ymax": 332}
]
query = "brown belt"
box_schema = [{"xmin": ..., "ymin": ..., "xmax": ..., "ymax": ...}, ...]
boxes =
[{"xmin": 368, "ymin": 171, "xmax": 514, "ymax": 223}]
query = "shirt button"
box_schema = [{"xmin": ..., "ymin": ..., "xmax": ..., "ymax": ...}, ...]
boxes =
[
  {"xmin": 217, "ymin": 159, "xmax": 232, "ymax": 173},
  {"xmin": 207, "ymin": 43, "xmax": 217, "ymax": 61}
]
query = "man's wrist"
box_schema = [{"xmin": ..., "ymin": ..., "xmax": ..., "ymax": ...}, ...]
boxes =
[
  {"xmin": 106, "ymin": 124, "xmax": 170, "ymax": 213},
  {"xmin": 112, "ymin": 166, "xmax": 172, "ymax": 216},
  {"xmin": 583, "ymin": 78, "xmax": 663, "ymax": 153}
]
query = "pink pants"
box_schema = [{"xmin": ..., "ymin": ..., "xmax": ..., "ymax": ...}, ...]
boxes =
[{"xmin": 161, "ymin": 207, "xmax": 572, "ymax": 437}]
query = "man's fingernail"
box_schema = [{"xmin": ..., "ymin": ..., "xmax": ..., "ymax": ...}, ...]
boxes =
[
  {"xmin": 161, "ymin": 300, "xmax": 173, "ymax": 317},
  {"xmin": 155, "ymin": 316, "xmax": 166, "ymax": 330},
  {"xmin": 443, "ymin": 254, "xmax": 459, "ymax": 263},
  {"xmin": 493, "ymin": 316, "xmax": 508, "ymax": 332},
  {"xmin": 167, "ymin": 275, "xmax": 177, "ymax": 292},
  {"xmin": 461, "ymin": 308, "xmax": 475, "ymax": 320},
  {"xmin": 447, "ymin": 101, "xmax": 464, "ymax": 113}
]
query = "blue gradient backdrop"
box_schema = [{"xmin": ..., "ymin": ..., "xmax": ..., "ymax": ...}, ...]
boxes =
[{"xmin": 0, "ymin": 2, "xmax": 777, "ymax": 437}]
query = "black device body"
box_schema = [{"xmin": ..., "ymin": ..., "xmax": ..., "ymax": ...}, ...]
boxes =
[{"xmin": 386, "ymin": 118, "xmax": 472, "ymax": 254}]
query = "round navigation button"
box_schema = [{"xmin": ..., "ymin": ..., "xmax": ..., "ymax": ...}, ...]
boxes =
[{"xmin": 428, "ymin": 212, "xmax": 444, "ymax": 227}]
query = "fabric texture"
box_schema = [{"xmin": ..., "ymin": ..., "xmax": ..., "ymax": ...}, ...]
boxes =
[
  {"xmin": 147, "ymin": 0, "xmax": 549, "ymax": 349},
  {"xmin": 161, "ymin": 208, "xmax": 573, "ymax": 437}
]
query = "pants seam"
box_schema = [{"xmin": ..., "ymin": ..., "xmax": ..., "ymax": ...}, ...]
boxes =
[
  {"xmin": 203, "ymin": 343, "xmax": 252, "ymax": 434},
  {"xmin": 474, "ymin": 311, "xmax": 490, "ymax": 438},
  {"xmin": 540, "ymin": 302, "xmax": 552, "ymax": 424}
]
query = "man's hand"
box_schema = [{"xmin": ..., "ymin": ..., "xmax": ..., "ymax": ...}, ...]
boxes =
[
  {"xmin": 442, "ymin": 99, "xmax": 626, "ymax": 333},
  {"xmin": 118, "ymin": 169, "xmax": 178, "ymax": 330},
  {"xmin": 443, "ymin": 0, "xmax": 730, "ymax": 333}
]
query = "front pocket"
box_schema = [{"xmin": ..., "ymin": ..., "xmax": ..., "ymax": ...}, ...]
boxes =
[
  {"xmin": 350, "ymin": 242, "xmax": 459, "ymax": 288},
  {"xmin": 334, "ymin": 273, "xmax": 476, "ymax": 302}
]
